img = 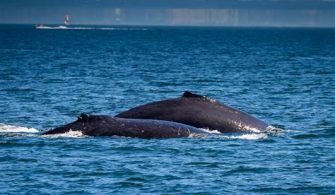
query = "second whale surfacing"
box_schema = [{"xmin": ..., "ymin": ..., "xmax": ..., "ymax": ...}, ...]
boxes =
[
  {"xmin": 116, "ymin": 91, "xmax": 271, "ymax": 133},
  {"xmin": 43, "ymin": 113, "xmax": 207, "ymax": 138}
]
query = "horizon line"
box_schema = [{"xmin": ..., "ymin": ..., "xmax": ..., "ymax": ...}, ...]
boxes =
[{"xmin": 1, "ymin": 23, "xmax": 335, "ymax": 29}]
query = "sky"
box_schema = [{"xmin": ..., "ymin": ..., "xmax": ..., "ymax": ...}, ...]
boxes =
[{"xmin": 0, "ymin": 0, "xmax": 334, "ymax": 27}]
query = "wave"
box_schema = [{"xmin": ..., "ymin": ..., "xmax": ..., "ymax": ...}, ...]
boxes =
[
  {"xmin": 36, "ymin": 26, "xmax": 147, "ymax": 31},
  {"xmin": 0, "ymin": 123, "xmax": 39, "ymax": 133}
]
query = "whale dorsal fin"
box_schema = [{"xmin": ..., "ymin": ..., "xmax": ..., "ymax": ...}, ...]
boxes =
[
  {"xmin": 78, "ymin": 113, "xmax": 89, "ymax": 122},
  {"xmin": 182, "ymin": 91, "xmax": 217, "ymax": 102},
  {"xmin": 182, "ymin": 91, "xmax": 206, "ymax": 98}
]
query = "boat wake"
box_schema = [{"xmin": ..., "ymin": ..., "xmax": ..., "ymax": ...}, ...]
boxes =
[{"xmin": 36, "ymin": 26, "xmax": 147, "ymax": 31}]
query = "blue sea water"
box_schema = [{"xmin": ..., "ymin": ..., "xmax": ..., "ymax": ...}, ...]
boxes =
[{"xmin": 0, "ymin": 25, "xmax": 334, "ymax": 194}]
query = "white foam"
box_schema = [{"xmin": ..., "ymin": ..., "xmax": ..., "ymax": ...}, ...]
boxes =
[
  {"xmin": 225, "ymin": 133, "xmax": 268, "ymax": 140},
  {"xmin": 197, "ymin": 128, "xmax": 268, "ymax": 140},
  {"xmin": 282, "ymin": 129, "xmax": 300, "ymax": 133},
  {"xmin": 230, "ymin": 121, "xmax": 263, "ymax": 133},
  {"xmin": 0, "ymin": 123, "xmax": 39, "ymax": 133},
  {"xmin": 189, "ymin": 132, "xmax": 268, "ymax": 140},
  {"xmin": 200, "ymin": 128, "xmax": 222, "ymax": 134},
  {"xmin": 42, "ymin": 130, "xmax": 87, "ymax": 138}
]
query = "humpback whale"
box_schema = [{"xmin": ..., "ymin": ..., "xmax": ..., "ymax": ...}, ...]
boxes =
[
  {"xmin": 116, "ymin": 91, "xmax": 270, "ymax": 133},
  {"xmin": 43, "ymin": 113, "xmax": 207, "ymax": 138}
]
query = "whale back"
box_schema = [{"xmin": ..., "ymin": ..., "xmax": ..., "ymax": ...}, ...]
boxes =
[
  {"xmin": 43, "ymin": 114, "xmax": 207, "ymax": 138},
  {"xmin": 116, "ymin": 91, "xmax": 269, "ymax": 133}
]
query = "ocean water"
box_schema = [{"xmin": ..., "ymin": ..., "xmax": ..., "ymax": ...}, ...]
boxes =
[{"xmin": 0, "ymin": 25, "xmax": 334, "ymax": 194}]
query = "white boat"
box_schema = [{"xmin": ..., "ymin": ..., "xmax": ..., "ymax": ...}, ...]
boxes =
[{"xmin": 36, "ymin": 15, "xmax": 70, "ymax": 29}]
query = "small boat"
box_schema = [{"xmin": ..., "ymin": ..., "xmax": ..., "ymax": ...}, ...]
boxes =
[
  {"xmin": 36, "ymin": 15, "xmax": 70, "ymax": 29},
  {"xmin": 36, "ymin": 24, "xmax": 44, "ymax": 28}
]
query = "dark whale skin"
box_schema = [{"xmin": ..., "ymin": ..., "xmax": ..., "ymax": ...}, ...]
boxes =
[
  {"xmin": 43, "ymin": 114, "xmax": 207, "ymax": 139},
  {"xmin": 116, "ymin": 91, "xmax": 270, "ymax": 133}
]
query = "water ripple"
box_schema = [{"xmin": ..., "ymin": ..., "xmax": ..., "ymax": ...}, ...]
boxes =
[{"xmin": 0, "ymin": 25, "xmax": 334, "ymax": 194}]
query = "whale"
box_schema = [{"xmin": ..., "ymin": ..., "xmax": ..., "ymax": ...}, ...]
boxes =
[
  {"xmin": 116, "ymin": 91, "xmax": 271, "ymax": 133},
  {"xmin": 42, "ymin": 113, "xmax": 208, "ymax": 138}
]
